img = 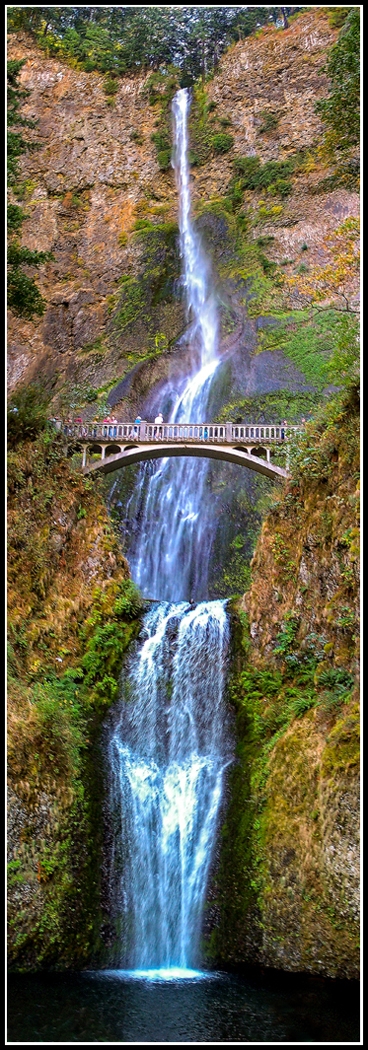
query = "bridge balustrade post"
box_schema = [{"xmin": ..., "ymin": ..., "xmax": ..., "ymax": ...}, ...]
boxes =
[
  {"xmin": 140, "ymin": 421, "xmax": 147, "ymax": 441},
  {"xmin": 226, "ymin": 423, "xmax": 233, "ymax": 443}
]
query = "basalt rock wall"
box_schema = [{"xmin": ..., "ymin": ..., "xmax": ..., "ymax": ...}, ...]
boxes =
[{"xmin": 7, "ymin": 9, "xmax": 359, "ymax": 420}]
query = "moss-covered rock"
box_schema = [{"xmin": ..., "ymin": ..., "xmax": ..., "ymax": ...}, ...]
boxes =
[
  {"xmin": 7, "ymin": 426, "xmax": 144, "ymax": 970},
  {"xmin": 204, "ymin": 389, "xmax": 360, "ymax": 978}
]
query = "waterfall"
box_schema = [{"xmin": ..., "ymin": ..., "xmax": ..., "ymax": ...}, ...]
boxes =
[
  {"xmin": 125, "ymin": 88, "xmax": 221, "ymax": 602},
  {"xmin": 107, "ymin": 601, "xmax": 232, "ymax": 972},
  {"xmin": 105, "ymin": 89, "xmax": 233, "ymax": 977}
]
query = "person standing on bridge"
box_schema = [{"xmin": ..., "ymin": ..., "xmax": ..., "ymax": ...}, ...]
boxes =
[
  {"xmin": 133, "ymin": 415, "xmax": 141, "ymax": 437},
  {"xmin": 154, "ymin": 411, "xmax": 163, "ymax": 438}
]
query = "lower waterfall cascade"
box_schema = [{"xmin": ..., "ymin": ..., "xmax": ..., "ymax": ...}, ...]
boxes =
[{"xmin": 106, "ymin": 600, "xmax": 233, "ymax": 973}]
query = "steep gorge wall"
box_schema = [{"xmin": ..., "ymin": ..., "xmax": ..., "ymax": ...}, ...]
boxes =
[
  {"xmin": 7, "ymin": 429, "xmax": 144, "ymax": 969},
  {"xmin": 7, "ymin": 9, "xmax": 359, "ymax": 419},
  {"xmin": 205, "ymin": 389, "xmax": 360, "ymax": 979}
]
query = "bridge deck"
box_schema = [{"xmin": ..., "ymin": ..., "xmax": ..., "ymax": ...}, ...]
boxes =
[
  {"xmin": 53, "ymin": 419, "xmax": 299, "ymax": 444},
  {"xmin": 50, "ymin": 419, "xmax": 299, "ymax": 479}
]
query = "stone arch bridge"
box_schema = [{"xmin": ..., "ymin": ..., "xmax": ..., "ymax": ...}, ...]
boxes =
[{"xmin": 54, "ymin": 420, "xmax": 301, "ymax": 481}]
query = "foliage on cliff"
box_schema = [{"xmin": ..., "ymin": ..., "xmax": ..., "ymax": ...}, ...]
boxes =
[
  {"xmin": 205, "ymin": 383, "xmax": 360, "ymax": 978},
  {"xmin": 7, "ymin": 60, "xmax": 52, "ymax": 318},
  {"xmin": 315, "ymin": 7, "xmax": 360, "ymax": 188},
  {"xmin": 7, "ymin": 7, "xmax": 302, "ymax": 82},
  {"xmin": 7, "ymin": 409, "xmax": 144, "ymax": 969}
]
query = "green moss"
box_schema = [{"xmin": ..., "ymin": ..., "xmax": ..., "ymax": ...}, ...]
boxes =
[
  {"xmin": 188, "ymin": 84, "xmax": 213, "ymax": 166},
  {"xmin": 217, "ymin": 391, "xmax": 323, "ymax": 426},
  {"xmin": 258, "ymin": 109, "xmax": 279, "ymax": 134},
  {"xmin": 256, "ymin": 307, "xmax": 347, "ymax": 389},
  {"xmin": 145, "ymin": 70, "xmax": 179, "ymax": 170},
  {"xmin": 80, "ymin": 581, "xmax": 143, "ymax": 708},
  {"xmin": 322, "ymin": 703, "xmax": 360, "ymax": 775},
  {"xmin": 110, "ymin": 221, "xmax": 180, "ymax": 351}
]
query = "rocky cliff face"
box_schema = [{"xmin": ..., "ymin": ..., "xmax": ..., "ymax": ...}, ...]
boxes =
[
  {"xmin": 7, "ymin": 428, "xmax": 144, "ymax": 969},
  {"xmin": 7, "ymin": 8, "xmax": 359, "ymax": 418},
  {"xmin": 205, "ymin": 388, "xmax": 360, "ymax": 979}
]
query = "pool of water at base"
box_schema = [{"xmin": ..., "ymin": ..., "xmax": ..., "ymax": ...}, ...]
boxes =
[{"xmin": 7, "ymin": 968, "xmax": 360, "ymax": 1044}]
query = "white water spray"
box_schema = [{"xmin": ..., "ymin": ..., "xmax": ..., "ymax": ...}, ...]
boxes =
[{"xmin": 107, "ymin": 601, "xmax": 232, "ymax": 970}]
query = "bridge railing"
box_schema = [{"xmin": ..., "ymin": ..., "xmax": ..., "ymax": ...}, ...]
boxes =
[{"xmin": 51, "ymin": 419, "xmax": 301, "ymax": 443}]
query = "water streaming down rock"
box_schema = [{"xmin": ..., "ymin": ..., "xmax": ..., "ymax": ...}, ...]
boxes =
[
  {"xmin": 107, "ymin": 601, "xmax": 232, "ymax": 971},
  {"xmin": 105, "ymin": 90, "xmax": 233, "ymax": 976},
  {"xmin": 125, "ymin": 88, "xmax": 221, "ymax": 602}
]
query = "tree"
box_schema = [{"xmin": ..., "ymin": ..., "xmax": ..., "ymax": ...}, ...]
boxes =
[
  {"xmin": 284, "ymin": 218, "xmax": 360, "ymax": 314},
  {"xmin": 7, "ymin": 61, "xmax": 53, "ymax": 318},
  {"xmin": 7, "ymin": 6, "xmax": 303, "ymax": 82},
  {"xmin": 315, "ymin": 8, "xmax": 360, "ymax": 184},
  {"xmin": 278, "ymin": 218, "xmax": 360, "ymax": 393},
  {"xmin": 7, "ymin": 383, "xmax": 50, "ymax": 446}
]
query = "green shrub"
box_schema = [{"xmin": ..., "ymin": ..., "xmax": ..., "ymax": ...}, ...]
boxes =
[
  {"xmin": 258, "ymin": 110, "xmax": 279, "ymax": 134},
  {"xmin": 7, "ymin": 203, "xmax": 25, "ymax": 230},
  {"xmin": 271, "ymin": 177, "xmax": 292, "ymax": 197},
  {"xmin": 7, "ymin": 267, "xmax": 47, "ymax": 318},
  {"xmin": 327, "ymin": 7, "xmax": 351, "ymax": 28},
  {"xmin": 157, "ymin": 149, "xmax": 172, "ymax": 171},
  {"xmin": 7, "ymin": 383, "xmax": 50, "ymax": 446},
  {"xmin": 231, "ymin": 156, "xmax": 293, "ymax": 195},
  {"xmin": 7, "ymin": 241, "xmax": 53, "ymax": 319},
  {"xmin": 103, "ymin": 76, "xmax": 119, "ymax": 96},
  {"xmin": 212, "ymin": 132, "xmax": 234, "ymax": 154},
  {"xmin": 151, "ymin": 130, "xmax": 170, "ymax": 151},
  {"xmin": 130, "ymin": 129, "xmax": 143, "ymax": 145}
]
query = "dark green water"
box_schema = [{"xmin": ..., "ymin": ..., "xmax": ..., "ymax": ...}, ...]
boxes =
[{"xmin": 7, "ymin": 969, "xmax": 360, "ymax": 1043}]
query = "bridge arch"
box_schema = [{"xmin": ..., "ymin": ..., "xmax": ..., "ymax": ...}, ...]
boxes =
[
  {"xmin": 105, "ymin": 443, "xmax": 124, "ymax": 457},
  {"xmin": 81, "ymin": 441, "xmax": 287, "ymax": 481},
  {"xmin": 250, "ymin": 446, "xmax": 268, "ymax": 461},
  {"xmin": 87, "ymin": 443, "xmax": 104, "ymax": 456}
]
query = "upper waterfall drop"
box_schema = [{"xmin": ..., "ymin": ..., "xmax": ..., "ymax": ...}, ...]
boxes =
[
  {"xmin": 171, "ymin": 88, "xmax": 219, "ymax": 371},
  {"xmin": 123, "ymin": 88, "xmax": 222, "ymax": 602}
]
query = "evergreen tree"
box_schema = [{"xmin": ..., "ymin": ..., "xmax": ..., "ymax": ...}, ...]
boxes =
[
  {"xmin": 315, "ymin": 7, "xmax": 360, "ymax": 159},
  {"xmin": 7, "ymin": 61, "xmax": 53, "ymax": 318},
  {"xmin": 7, "ymin": 6, "xmax": 303, "ymax": 81}
]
